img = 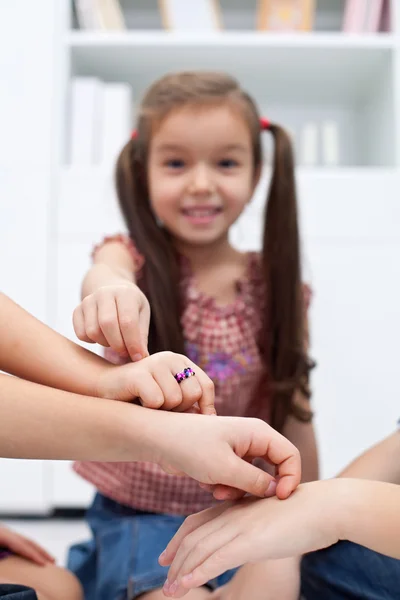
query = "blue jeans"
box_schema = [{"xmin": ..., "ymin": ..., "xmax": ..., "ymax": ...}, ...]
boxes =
[
  {"xmin": 301, "ymin": 541, "xmax": 400, "ymax": 599},
  {"xmin": 68, "ymin": 493, "xmax": 237, "ymax": 600},
  {"xmin": 0, "ymin": 586, "xmax": 38, "ymax": 599}
]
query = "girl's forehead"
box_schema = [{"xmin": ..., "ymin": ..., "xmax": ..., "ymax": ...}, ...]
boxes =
[{"xmin": 150, "ymin": 104, "xmax": 252, "ymax": 148}]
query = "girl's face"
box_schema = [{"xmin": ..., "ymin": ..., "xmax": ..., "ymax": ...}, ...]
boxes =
[{"xmin": 148, "ymin": 104, "xmax": 259, "ymax": 250}]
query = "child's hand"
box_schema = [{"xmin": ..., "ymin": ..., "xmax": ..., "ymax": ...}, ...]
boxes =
[
  {"xmin": 0, "ymin": 525, "xmax": 55, "ymax": 566},
  {"xmin": 97, "ymin": 351, "xmax": 216, "ymax": 415},
  {"xmin": 73, "ymin": 283, "xmax": 150, "ymax": 362},
  {"xmin": 157, "ymin": 414, "xmax": 300, "ymax": 500},
  {"xmin": 160, "ymin": 481, "xmax": 340, "ymax": 597}
]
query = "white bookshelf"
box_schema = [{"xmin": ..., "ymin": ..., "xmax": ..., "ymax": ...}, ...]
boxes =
[{"xmin": 1, "ymin": 0, "xmax": 400, "ymax": 512}]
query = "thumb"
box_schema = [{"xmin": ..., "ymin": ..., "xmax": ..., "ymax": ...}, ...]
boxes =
[
  {"xmin": 226, "ymin": 455, "xmax": 277, "ymax": 498},
  {"xmin": 138, "ymin": 301, "xmax": 150, "ymax": 357}
]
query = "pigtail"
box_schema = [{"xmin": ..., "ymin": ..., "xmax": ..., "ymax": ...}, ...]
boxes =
[
  {"xmin": 261, "ymin": 124, "xmax": 313, "ymax": 432},
  {"xmin": 115, "ymin": 137, "xmax": 184, "ymax": 355}
]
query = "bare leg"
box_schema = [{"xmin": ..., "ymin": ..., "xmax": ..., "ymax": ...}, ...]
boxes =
[
  {"xmin": 0, "ymin": 556, "xmax": 83, "ymax": 600},
  {"xmin": 140, "ymin": 586, "xmax": 211, "ymax": 599},
  {"xmin": 211, "ymin": 558, "xmax": 300, "ymax": 600}
]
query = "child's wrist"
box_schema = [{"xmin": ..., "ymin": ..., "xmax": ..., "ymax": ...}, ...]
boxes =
[
  {"xmin": 333, "ymin": 478, "xmax": 365, "ymax": 543},
  {"xmin": 130, "ymin": 408, "xmax": 171, "ymax": 464}
]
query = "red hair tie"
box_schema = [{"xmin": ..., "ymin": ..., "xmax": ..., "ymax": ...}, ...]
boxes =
[
  {"xmin": 131, "ymin": 117, "xmax": 270, "ymax": 139},
  {"xmin": 260, "ymin": 117, "xmax": 271, "ymax": 131}
]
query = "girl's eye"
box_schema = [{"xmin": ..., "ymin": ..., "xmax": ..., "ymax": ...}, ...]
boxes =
[
  {"xmin": 166, "ymin": 159, "xmax": 185, "ymax": 169},
  {"xmin": 219, "ymin": 159, "xmax": 239, "ymax": 168}
]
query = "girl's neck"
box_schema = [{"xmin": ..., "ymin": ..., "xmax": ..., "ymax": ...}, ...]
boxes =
[{"xmin": 175, "ymin": 237, "xmax": 240, "ymax": 271}]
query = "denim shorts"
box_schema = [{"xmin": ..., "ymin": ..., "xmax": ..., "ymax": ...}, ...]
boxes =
[
  {"xmin": 301, "ymin": 540, "xmax": 400, "ymax": 600},
  {"xmin": 68, "ymin": 493, "xmax": 237, "ymax": 600}
]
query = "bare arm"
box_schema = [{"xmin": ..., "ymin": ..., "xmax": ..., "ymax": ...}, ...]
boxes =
[
  {"xmin": 338, "ymin": 430, "xmax": 400, "ymax": 484},
  {"xmin": 0, "ymin": 373, "xmax": 150, "ymax": 461},
  {"xmin": 338, "ymin": 478, "xmax": 400, "ymax": 558},
  {"xmin": 0, "ymin": 292, "xmax": 111, "ymax": 396},
  {"xmin": 160, "ymin": 477, "xmax": 400, "ymax": 596},
  {"xmin": 0, "ymin": 292, "xmax": 217, "ymax": 414},
  {"xmin": 0, "ymin": 372, "xmax": 301, "ymax": 500},
  {"xmin": 81, "ymin": 241, "xmax": 136, "ymax": 299}
]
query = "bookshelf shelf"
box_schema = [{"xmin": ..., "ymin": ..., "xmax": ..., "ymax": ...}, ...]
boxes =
[
  {"xmin": 67, "ymin": 30, "xmax": 395, "ymax": 48},
  {"xmin": 64, "ymin": 29, "xmax": 396, "ymax": 169},
  {"xmin": 67, "ymin": 31, "xmax": 395, "ymax": 103}
]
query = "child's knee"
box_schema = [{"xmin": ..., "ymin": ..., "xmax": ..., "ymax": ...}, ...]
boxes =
[
  {"xmin": 0, "ymin": 558, "xmax": 82, "ymax": 600},
  {"xmin": 36, "ymin": 565, "xmax": 83, "ymax": 600}
]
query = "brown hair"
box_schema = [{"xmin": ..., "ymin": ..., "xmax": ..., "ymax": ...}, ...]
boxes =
[{"xmin": 116, "ymin": 71, "xmax": 313, "ymax": 432}]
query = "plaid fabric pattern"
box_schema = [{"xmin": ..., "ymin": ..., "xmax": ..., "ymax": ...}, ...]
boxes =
[{"xmin": 74, "ymin": 235, "xmax": 306, "ymax": 515}]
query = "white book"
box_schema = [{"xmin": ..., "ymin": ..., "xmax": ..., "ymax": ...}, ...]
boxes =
[
  {"xmin": 69, "ymin": 78, "xmax": 104, "ymax": 166},
  {"xmin": 321, "ymin": 121, "xmax": 340, "ymax": 167},
  {"xmin": 100, "ymin": 83, "xmax": 133, "ymax": 167},
  {"xmin": 300, "ymin": 122, "xmax": 318, "ymax": 166},
  {"xmin": 74, "ymin": 0, "xmax": 102, "ymax": 29}
]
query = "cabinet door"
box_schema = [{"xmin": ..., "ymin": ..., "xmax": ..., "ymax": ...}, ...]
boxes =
[{"xmin": 308, "ymin": 241, "xmax": 400, "ymax": 478}]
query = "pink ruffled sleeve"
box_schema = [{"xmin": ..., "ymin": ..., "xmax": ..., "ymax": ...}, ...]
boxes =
[{"xmin": 91, "ymin": 233, "xmax": 145, "ymax": 274}]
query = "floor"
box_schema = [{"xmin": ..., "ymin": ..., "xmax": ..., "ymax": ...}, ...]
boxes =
[{"xmin": 2, "ymin": 519, "xmax": 90, "ymax": 567}]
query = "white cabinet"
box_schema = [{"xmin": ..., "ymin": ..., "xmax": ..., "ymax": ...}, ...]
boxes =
[{"xmin": 310, "ymin": 240, "xmax": 400, "ymax": 477}]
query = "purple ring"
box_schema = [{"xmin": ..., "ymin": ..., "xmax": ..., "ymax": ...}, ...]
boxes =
[{"xmin": 174, "ymin": 367, "xmax": 195, "ymax": 383}]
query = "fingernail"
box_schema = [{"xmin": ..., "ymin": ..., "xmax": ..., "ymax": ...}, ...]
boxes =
[
  {"xmin": 168, "ymin": 581, "xmax": 178, "ymax": 595},
  {"xmin": 163, "ymin": 579, "xmax": 171, "ymax": 593},
  {"xmin": 158, "ymin": 550, "xmax": 166, "ymax": 564},
  {"xmin": 132, "ymin": 353, "xmax": 143, "ymax": 362},
  {"xmin": 265, "ymin": 480, "xmax": 277, "ymax": 497}
]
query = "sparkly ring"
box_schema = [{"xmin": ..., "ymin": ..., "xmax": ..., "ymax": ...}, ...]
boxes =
[{"xmin": 174, "ymin": 367, "xmax": 195, "ymax": 383}]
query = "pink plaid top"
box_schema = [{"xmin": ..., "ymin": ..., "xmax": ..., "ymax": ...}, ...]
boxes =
[{"xmin": 74, "ymin": 234, "xmax": 309, "ymax": 515}]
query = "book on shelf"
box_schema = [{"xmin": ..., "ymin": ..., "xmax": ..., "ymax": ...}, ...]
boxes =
[
  {"xmin": 101, "ymin": 83, "xmax": 133, "ymax": 167},
  {"xmin": 74, "ymin": 0, "xmax": 126, "ymax": 30},
  {"xmin": 69, "ymin": 78, "xmax": 104, "ymax": 166},
  {"xmin": 257, "ymin": 0, "xmax": 316, "ymax": 32},
  {"xmin": 68, "ymin": 78, "xmax": 133, "ymax": 167},
  {"xmin": 342, "ymin": 0, "xmax": 389, "ymax": 33},
  {"xmin": 300, "ymin": 122, "xmax": 318, "ymax": 166},
  {"xmin": 321, "ymin": 121, "xmax": 340, "ymax": 167},
  {"xmin": 159, "ymin": 0, "xmax": 222, "ymax": 31}
]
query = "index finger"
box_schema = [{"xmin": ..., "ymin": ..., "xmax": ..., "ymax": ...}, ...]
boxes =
[
  {"xmin": 10, "ymin": 536, "xmax": 54, "ymax": 566},
  {"xmin": 116, "ymin": 292, "xmax": 147, "ymax": 361},
  {"xmin": 261, "ymin": 432, "xmax": 301, "ymax": 499},
  {"xmin": 159, "ymin": 503, "xmax": 230, "ymax": 568}
]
